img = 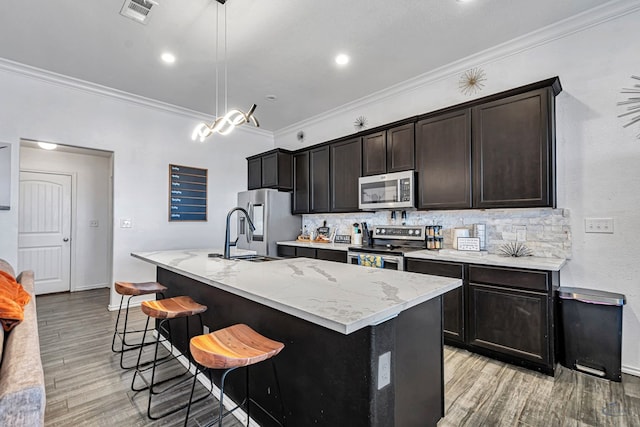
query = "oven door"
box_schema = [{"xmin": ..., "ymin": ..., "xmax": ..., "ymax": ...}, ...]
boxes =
[{"xmin": 347, "ymin": 252, "xmax": 405, "ymax": 271}]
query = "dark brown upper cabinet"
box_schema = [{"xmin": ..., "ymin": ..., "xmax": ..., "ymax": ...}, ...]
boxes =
[
  {"xmin": 292, "ymin": 151, "xmax": 310, "ymax": 214},
  {"xmin": 362, "ymin": 123, "xmax": 415, "ymax": 176},
  {"xmin": 309, "ymin": 146, "xmax": 330, "ymax": 213},
  {"xmin": 472, "ymin": 87, "xmax": 555, "ymax": 208},
  {"xmin": 246, "ymin": 149, "xmax": 293, "ymax": 191},
  {"xmin": 330, "ymin": 138, "xmax": 362, "ymax": 212},
  {"xmin": 416, "ymin": 109, "xmax": 472, "ymax": 210}
]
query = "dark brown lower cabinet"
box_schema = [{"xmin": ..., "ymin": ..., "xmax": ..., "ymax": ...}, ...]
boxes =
[
  {"xmin": 407, "ymin": 259, "xmax": 558, "ymax": 375},
  {"xmin": 405, "ymin": 259, "xmax": 464, "ymax": 344},
  {"xmin": 468, "ymin": 283, "xmax": 549, "ymax": 366},
  {"xmin": 276, "ymin": 245, "xmax": 346, "ymax": 263}
]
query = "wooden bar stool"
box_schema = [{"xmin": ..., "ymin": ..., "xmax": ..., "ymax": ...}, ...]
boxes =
[
  {"xmin": 184, "ymin": 323, "xmax": 285, "ymax": 427},
  {"xmin": 111, "ymin": 281, "xmax": 167, "ymax": 369},
  {"xmin": 131, "ymin": 295, "xmax": 208, "ymax": 420}
]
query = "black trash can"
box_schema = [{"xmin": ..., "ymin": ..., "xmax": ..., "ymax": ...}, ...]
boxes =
[{"xmin": 558, "ymin": 287, "xmax": 626, "ymax": 381}]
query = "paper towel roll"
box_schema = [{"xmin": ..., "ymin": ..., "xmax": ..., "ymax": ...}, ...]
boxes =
[{"xmin": 452, "ymin": 228, "xmax": 470, "ymax": 250}]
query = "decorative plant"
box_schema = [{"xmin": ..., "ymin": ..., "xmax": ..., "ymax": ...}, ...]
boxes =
[{"xmin": 498, "ymin": 242, "xmax": 532, "ymax": 257}]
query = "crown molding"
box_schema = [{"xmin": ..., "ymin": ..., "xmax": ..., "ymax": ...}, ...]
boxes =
[
  {"xmin": 275, "ymin": 0, "xmax": 640, "ymax": 137},
  {"xmin": 0, "ymin": 57, "xmax": 273, "ymax": 139}
]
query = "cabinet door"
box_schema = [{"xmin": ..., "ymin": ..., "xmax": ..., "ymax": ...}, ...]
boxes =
[
  {"xmin": 416, "ymin": 109, "xmax": 472, "ymax": 209},
  {"xmin": 405, "ymin": 259, "xmax": 465, "ymax": 344},
  {"xmin": 362, "ymin": 131, "xmax": 386, "ymax": 176},
  {"xmin": 316, "ymin": 248, "xmax": 347, "ymax": 263},
  {"xmin": 295, "ymin": 247, "xmax": 316, "ymax": 258},
  {"xmin": 386, "ymin": 123, "xmax": 414, "ymax": 173},
  {"xmin": 292, "ymin": 152, "xmax": 310, "ymax": 214},
  {"xmin": 277, "ymin": 245, "xmax": 296, "ymax": 258},
  {"xmin": 468, "ymin": 282, "xmax": 549, "ymax": 365},
  {"xmin": 330, "ymin": 138, "xmax": 362, "ymax": 212},
  {"xmin": 261, "ymin": 153, "xmax": 278, "ymax": 188},
  {"xmin": 310, "ymin": 146, "xmax": 330, "ymax": 213},
  {"xmin": 473, "ymin": 88, "xmax": 554, "ymax": 208},
  {"xmin": 247, "ymin": 157, "xmax": 262, "ymax": 190}
]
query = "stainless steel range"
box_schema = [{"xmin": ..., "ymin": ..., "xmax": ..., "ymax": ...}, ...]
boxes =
[{"xmin": 347, "ymin": 225, "xmax": 426, "ymax": 271}]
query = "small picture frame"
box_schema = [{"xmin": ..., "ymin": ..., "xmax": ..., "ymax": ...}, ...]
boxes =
[
  {"xmin": 334, "ymin": 234, "xmax": 352, "ymax": 244},
  {"xmin": 457, "ymin": 237, "xmax": 481, "ymax": 251}
]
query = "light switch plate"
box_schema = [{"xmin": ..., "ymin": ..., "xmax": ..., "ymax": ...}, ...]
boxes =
[
  {"xmin": 120, "ymin": 218, "xmax": 132, "ymax": 228},
  {"xmin": 89, "ymin": 220, "xmax": 99, "ymax": 227},
  {"xmin": 585, "ymin": 218, "xmax": 614, "ymax": 234}
]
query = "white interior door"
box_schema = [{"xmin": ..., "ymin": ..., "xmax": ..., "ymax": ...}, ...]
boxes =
[{"xmin": 18, "ymin": 171, "xmax": 72, "ymax": 295}]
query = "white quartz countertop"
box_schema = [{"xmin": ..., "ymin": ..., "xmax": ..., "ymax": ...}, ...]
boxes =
[
  {"xmin": 277, "ymin": 241, "xmax": 351, "ymax": 251},
  {"xmin": 404, "ymin": 249, "xmax": 567, "ymax": 271},
  {"xmin": 131, "ymin": 249, "xmax": 461, "ymax": 335}
]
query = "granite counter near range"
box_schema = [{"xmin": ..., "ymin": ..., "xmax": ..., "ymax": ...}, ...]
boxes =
[
  {"xmin": 132, "ymin": 249, "xmax": 461, "ymax": 427},
  {"xmin": 405, "ymin": 249, "xmax": 567, "ymax": 271}
]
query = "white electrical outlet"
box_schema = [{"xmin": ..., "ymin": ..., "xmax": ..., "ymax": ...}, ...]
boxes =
[
  {"xmin": 585, "ymin": 218, "xmax": 614, "ymax": 234},
  {"xmin": 516, "ymin": 226, "xmax": 527, "ymax": 242},
  {"xmin": 89, "ymin": 220, "xmax": 99, "ymax": 227},
  {"xmin": 378, "ymin": 351, "xmax": 391, "ymax": 390},
  {"xmin": 120, "ymin": 218, "xmax": 132, "ymax": 228}
]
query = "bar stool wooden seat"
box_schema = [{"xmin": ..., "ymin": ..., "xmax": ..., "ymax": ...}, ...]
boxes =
[
  {"xmin": 184, "ymin": 323, "xmax": 285, "ymax": 427},
  {"xmin": 132, "ymin": 295, "xmax": 208, "ymax": 420},
  {"xmin": 111, "ymin": 281, "xmax": 167, "ymax": 369}
]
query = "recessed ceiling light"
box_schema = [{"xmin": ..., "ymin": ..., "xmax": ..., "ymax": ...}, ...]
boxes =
[
  {"xmin": 457, "ymin": 0, "xmax": 473, "ymax": 3},
  {"xmin": 265, "ymin": 95, "xmax": 278, "ymax": 102},
  {"xmin": 37, "ymin": 142, "xmax": 57, "ymax": 150},
  {"xmin": 335, "ymin": 54, "xmax": 350, "ymax": 66},
  {"xmin": 161, "ymin": 52, "xmax": 176, "ymax": 64}
]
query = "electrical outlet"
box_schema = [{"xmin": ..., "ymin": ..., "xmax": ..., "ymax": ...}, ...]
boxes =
[
  {"xmin": 585, "ymin": 218, "xmax": 614, "ymax": 234},
  {"xmin": 516, "ymin": 227, "xmax": 527, "ymax": 242},
  {"xmin": 89, "ymin": 220, "xmax": 99, "ymax": 227},
  {"xmin": 120, "ymin": 218, "xmax": 132, "ymax": 228},
  {"xmin": 377, "ymin": 351, "xmax": 391, "ymax": 390}
]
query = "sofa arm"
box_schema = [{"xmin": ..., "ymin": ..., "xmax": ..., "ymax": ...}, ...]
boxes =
[{"xmin": 0, "ymin": 270, "xmax": 46, "ymax": 426}]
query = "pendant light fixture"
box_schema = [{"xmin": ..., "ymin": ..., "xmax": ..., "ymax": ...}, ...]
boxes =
[{"xmin": 191, "ymin": 0, "xmax": 259, "ymax": 141}]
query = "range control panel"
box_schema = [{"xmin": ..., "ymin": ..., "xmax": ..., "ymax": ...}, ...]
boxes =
[{"xmin": 372, "ymin": 226, "xmax": 425, "ymax": 241}]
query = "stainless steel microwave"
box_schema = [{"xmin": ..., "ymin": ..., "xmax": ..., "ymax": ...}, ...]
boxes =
[{"xmin": 358, "ymin": 170, "xmax": 415, "ymax": 210}]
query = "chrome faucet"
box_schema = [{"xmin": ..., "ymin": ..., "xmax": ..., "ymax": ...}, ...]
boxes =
[{"xmin": 224, "ymin": 207, "xmax": 255, "ymax": 259}]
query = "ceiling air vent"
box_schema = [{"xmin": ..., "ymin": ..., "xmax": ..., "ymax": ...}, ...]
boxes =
[{"xmin": 120, "ymin": 0, "xmax": 158, "ymax": 24}]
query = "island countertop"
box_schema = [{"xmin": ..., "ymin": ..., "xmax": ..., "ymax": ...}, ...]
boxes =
[{"xmin": 131, "ymin": 249, "xmax": 461, "ymax": 335}]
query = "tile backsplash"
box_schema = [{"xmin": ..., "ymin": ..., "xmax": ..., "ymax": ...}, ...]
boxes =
[{"xmin": 303, "ymin": 208, "xmax": 571, "ymax": 259}]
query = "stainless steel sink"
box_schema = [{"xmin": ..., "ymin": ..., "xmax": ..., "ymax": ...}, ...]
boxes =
[{"xmin": 208, "ymin": 253, "xmax": 279, "ymax": 262}]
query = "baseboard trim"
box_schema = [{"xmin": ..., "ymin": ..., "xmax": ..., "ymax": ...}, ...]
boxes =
[
  {"xmin": 622, "ymin": 365, "xmax": 640, "ymax": 378},
  {"xmin": 157, "ymin": 333, "xmax": 259, "ymax": 427}
]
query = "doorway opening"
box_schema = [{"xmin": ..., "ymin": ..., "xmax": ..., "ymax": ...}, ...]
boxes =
[{"xmin": 19, "ymin": 139, "xmax": 114, "ymax": 295}]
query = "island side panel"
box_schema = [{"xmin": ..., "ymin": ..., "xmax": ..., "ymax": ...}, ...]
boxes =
[
  {"xmin": 395, "ymin": 296, "xmax": 444, "ymax": 427},
  {"xmin": 158, "ymin": 267, "xmax": 383, "ymax": 426}
]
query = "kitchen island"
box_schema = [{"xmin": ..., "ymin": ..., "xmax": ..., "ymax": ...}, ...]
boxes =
[{"xmin": 132, "ymin": 249, "xmax": 461, "ymax": 427}]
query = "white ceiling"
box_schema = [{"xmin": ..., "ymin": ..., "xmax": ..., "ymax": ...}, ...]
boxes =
[{"xmin": 0, "ymin": 0, "xmax": 610, "ymax": 132}]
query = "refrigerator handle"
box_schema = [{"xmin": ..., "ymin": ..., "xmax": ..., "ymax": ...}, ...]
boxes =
[{"xmin": 247, "ymin": 202, "xmax": 253, "ymax": 243}]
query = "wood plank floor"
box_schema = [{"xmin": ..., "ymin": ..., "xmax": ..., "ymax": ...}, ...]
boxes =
[{"xmin": 37, "ymin": 288, "xmax": 640, "ymax": 426}]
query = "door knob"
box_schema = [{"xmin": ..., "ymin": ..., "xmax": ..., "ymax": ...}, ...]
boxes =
[{"xmin": 63, "ymin": 238, "xmax": 69, "ymax": 242}]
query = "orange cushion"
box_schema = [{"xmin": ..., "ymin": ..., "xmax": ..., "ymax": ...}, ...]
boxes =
[{"xmin": 0, "ymin": 270, "xmax": 31, "ymax": 331}]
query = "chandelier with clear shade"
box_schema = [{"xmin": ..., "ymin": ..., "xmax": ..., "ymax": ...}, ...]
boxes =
[{"xmin": 191, "ymin": 0, "xmax": 259, "ymax": 141}]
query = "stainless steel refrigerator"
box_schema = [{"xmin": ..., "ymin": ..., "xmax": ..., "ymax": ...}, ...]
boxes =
[{"xmin": 236, "ymin": 189, "xmax": 301, "ymax": 256}]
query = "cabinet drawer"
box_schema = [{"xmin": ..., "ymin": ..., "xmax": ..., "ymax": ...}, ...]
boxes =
[
  {"xmin": 296, "ymin": 247, "xmax": 316, "ymax": 258},
  {"xmin": 406, "ymin": 259, "xmax": 464, "ymax": 279},
  {"xmin": 469, "ymin": 265, "xmax": 548, "ymax": 292},
  {"xmin": 277, "ymin": 245, "xmax": 296, "ymax": 258},
  {"xmin": 316, "ymin": 249, "xmax": 347, "ymax": 263}
]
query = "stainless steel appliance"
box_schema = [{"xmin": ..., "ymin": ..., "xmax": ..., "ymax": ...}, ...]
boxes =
[
  {"xmin": 347, "ymin": 225, "xmax": 426, "ymax": 271},
  {"xmin": 236, "ymin": 189, "xmax": 301, "ymax": 256},
  {"xmin": 358, "ymin": 170, "xmax": 415, "ymax": 210}
]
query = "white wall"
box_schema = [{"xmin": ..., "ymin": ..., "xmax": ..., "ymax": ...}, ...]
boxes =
[
  {"xmin": 274, "ymin": 6, "xmax": 640, "ymax": 374},
  {"xmin": 20, "ymin": 146, "xmax": 112, "ymax": 290},
  {"xmin": 0, "ymin": 66, "xmax": 275, "ymax": 308}
]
